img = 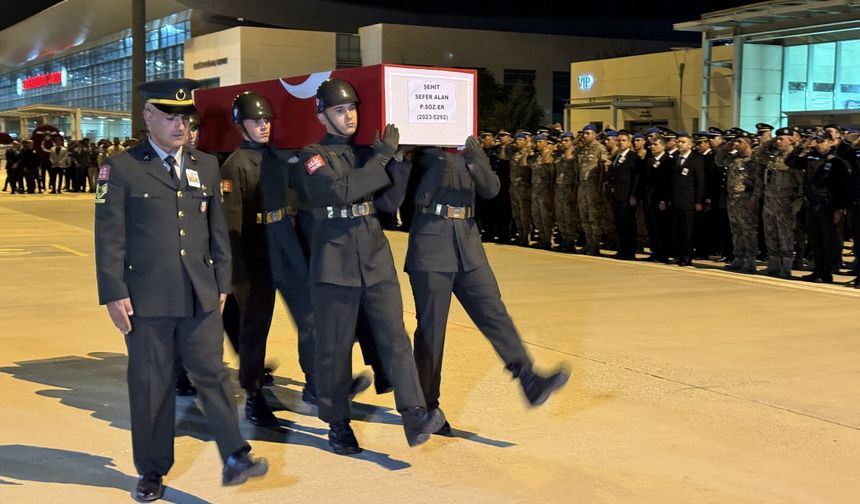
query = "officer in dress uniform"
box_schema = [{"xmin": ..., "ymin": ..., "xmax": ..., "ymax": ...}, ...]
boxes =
[
  {"xmin": 406, "ymin": 137, "xmax": 569, "ymax": 433},
  {"xmin": 94, "ymin": 79, "xmax": 267, "ymax": 502},
  {"xmin": 295, "ymin": 79, "xmax": 444, "ymax": 455},
  {"xmin": 219, "ymin": 91, "xmax": 283, "ymax": 426}
]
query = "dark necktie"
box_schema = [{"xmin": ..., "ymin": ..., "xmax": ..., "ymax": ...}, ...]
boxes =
[{"xmin": 164, "ymin": 155, "xmax": 177, "ymax": 180}]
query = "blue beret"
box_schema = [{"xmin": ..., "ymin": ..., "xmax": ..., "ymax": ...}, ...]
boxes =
[
  {"xmin": 535, "ymin": 133, "xmax": 548, "ymax": 141},
  {"xmin": 632, "ymin": 133, "xmax": 645, "ymax": 140},
  {"xmin": 604, "ymin": 130, "xmax": 618, "ymax": 137},
  {"xmin": 582, "ymin": 124, "xmax": 597, "ymax": 132},
  {"xmin": 646, "ymin": 127, "xmax": 662, "ymax": 135},
  {"xmin": 561, "ymin": 131, "xmax": 574, "ymax": 138},
  {"xmin": 514, "ymin": 132, "xmax": 527, "ymax": 139}
]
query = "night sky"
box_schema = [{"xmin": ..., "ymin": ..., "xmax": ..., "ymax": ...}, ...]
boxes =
[{"xmin": 2, "ymin": 0, "xmax": 755, "ymax": 38}]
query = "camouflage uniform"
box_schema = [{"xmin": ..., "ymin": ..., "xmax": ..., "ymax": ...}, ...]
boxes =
[
  {"xmin": 509, "ymin": 148, "xmax": 533, "ymax": 245},
  {"xmin": 757, "ymin": 145, "xmax": 804, "ymax": 277},
  {"xmin": 718, "ymin": 149, "xmax": 763, "ymax": 272},
  {"xmin": 554, "ymin": 155, "xmax": 579, "ymax": 251},
  {"xmin": 531, "ymin": 152, "xmax": 556, "ymax": 249},
  {"xmin": 575, "ymin": 141, "xmax": 609, "ymax": 254}
]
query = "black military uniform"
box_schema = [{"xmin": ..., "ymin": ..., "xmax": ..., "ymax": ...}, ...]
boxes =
[
  {"xmin": 406, "ymin": 139, "xmax": 569, "ymax": 429},
  {"xmin": 219, "ymin": 92, "xmax": 282, "ymax": 426},
  {"xmin": 296, "ymin": 79, "xmax": 443, "ymax": 455},
  {"xmin": 258, "ymin": 147, "xmax": 319, "ymax": 401},
  {"xmin": 694, "ymin": 132, "xmax": 718, "ymax": 259},
  {"xmin": 792, "ymin": 134, "xmax": 852, "ymax": 283},
  {"xmin": 608, "ymin": 140, "xmax": 640, "ymax": 259},
  {"xmin": 670, "ymin": 139, "xmax": 706, "ymax": 265},
  {"xmin": 94, "ymin": 79, "xmax": 266, "ymax": 501}
]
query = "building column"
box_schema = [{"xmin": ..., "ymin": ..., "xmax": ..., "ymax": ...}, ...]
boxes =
[
  {"xmin": 131, "ymin": 0, "xmax": 146, "ymax": 136},
  {"xmin": 732, "ymin": 36, "xmax": 745, "ymax": 128},
  {"xmin": 0, "ymin": 118, "xmax": 6, "ymax": 132},
  {"xmin": 74, "ymin": 108, "xmax": 82, "ymax": 139},
  {"xmin": 20, "ymin": 118, "xmax": 27, "ymax": 138},
  {"xmin": 700, "ymin": 34, "xmax": 712, "ymax": 131}
]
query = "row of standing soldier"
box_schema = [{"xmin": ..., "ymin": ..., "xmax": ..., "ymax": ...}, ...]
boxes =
[{"xmin": 474, "ymin": 123, "xmax": 859, "ymax": 285}]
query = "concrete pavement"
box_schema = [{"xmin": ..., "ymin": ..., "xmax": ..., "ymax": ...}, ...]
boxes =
[{"xmin": 0, "ymin": 190, "xmax": 859, "ymax": 503}]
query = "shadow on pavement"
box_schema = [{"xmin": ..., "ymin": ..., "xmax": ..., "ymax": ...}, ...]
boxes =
[
  {"xmin": 0, "ymin": 352, "xmax": 413, "ymax": 471},
  {"xmin": 0, "ymin": 445, "xmax": 210, "ymax": 503}
]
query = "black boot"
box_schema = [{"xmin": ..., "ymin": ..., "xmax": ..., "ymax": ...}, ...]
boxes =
[
  {"xmin": 401, "ymin": 407, "xmax": 445, "ymax": 447},
  {"xmin": 431, "ymin": 408, "xmax": 452, "ymax": 436},
  {"xmin": 519, "ymin": 368, "xmax": 570, "ymax": 407},
  {"xmin": 328, "ymin": 420, "xmax": 361, "ymax": 455},
  {"xmin": 245, "ymin": 389, "xmax": 277, "ymax": 426},
  {"xmin": 133, "ymin": 472, "xmax": 164, "ymax": 502},
  {"xmin": 222, "ymin": 448, "xmax": 268, "ymax": 486}
]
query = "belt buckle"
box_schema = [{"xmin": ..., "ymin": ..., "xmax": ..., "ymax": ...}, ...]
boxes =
[
  {"xmin": 447, "ymin": 206, "xmax": 463, "ymax": 219},
  {"xmin": 256, "ymin": 213, "xmax": 263, "ymax": 224},
  {"xmin": 354, "ymin": 203, "xmax": 369, "ymax": 216}
]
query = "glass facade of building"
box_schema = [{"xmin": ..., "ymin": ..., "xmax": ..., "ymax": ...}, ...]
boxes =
[
  {"xmin": 0, "ymin": 11, "xmax": 191, "ymax": 139},
  {"xmin": 782, "ymin": 40, "xmax": 860, "ymax": 113}
]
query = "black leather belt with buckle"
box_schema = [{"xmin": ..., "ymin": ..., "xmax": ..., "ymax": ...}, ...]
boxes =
[
  {"xmin": 257, "ymin": 206, "xmax": 296, "ymax": 224},
  {"xmin": 312, "ymin": 201, "xmax": 376, "ymax": 219},
  {"xmin": 420, "ymin": 203, "xmax": 474, "ymax": 220}
]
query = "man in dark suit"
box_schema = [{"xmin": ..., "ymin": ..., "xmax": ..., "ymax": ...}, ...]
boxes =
[
  {"xmin": 94, "ymin": 79, "xmax": 267, "ymax": 502},
  {"xmin": 670, "ymin": 132, "xmax": 706, "ymax": 266},
  {"xmin": 295, "ymin": 78, "xmax": 443, "ymax": 455},
  {"xmin": 641, "ymin": 137, "xmax": 673, "ymax": 262},
  {"xmin": 607, "ymin": 131, "xmax": 641, "ymax": 259},
  {"xmin": 406, "ymin": 137, "xmax": 569, "ymax": 433}
]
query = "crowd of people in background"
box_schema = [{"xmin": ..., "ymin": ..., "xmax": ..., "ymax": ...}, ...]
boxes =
[{"xmin": 2, "ymin": 136, "xmax": 131, "ymax": 195}]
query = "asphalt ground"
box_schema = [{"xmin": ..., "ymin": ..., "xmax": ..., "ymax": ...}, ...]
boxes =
[{"xmin": 1, "ymin": 185, "xmax": 859, "ymax": 503}]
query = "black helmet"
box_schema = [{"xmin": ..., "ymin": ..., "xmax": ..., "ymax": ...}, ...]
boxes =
[
  {"xmin": 189, "ymin": 112, "xmax": 202, "ymax": 130},
  {"xmin": 316, "ymin": 79, "xmax": 359, "ymax": 113},
  {"xmin": 231, "ymin": 91, "xmax": 272, "ymax": 123}
]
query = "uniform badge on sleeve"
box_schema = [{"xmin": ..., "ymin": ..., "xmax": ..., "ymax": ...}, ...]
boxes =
[
  {"xmin": 97, "ymin": 164, "xmax": 110, "ymax": 181},
  {"xmin": 305, "ymin": 154, "xmax": 326, "ymax": 174},
  {"xmin": 200, "ymin": 200, "xmax": 208, "ymax": 213},
  {"xmin": 220, "ymin": 179, "xmax": 233, "ymax": 193},
  {"xmin": 94, "ymin": 182, "xmax": 108, "ymax": 204}
]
